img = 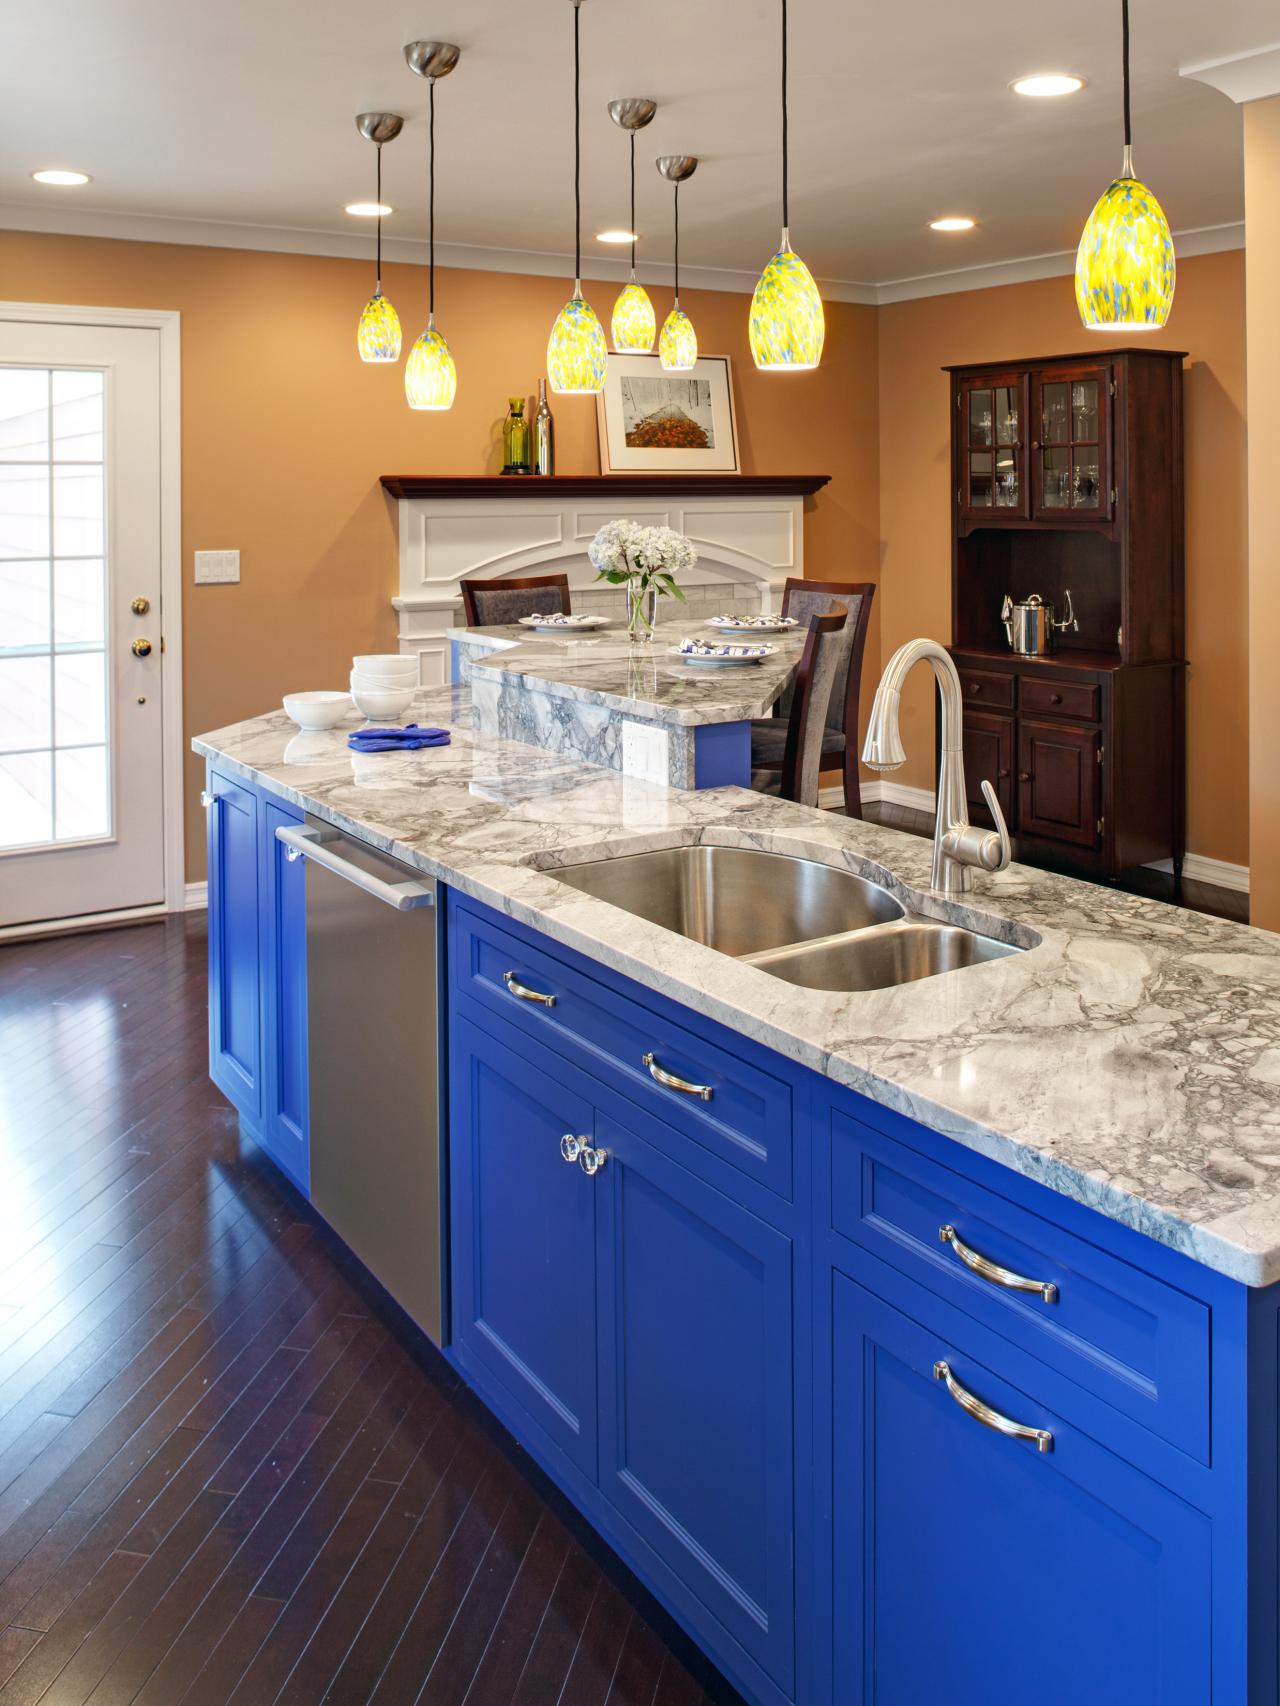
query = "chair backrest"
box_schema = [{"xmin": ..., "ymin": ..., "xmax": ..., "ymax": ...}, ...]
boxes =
[
  {"xmin": 781, "ymin": 610, "xmax": 849, "ymax": 807},
  {"xmin": 460, "ymin": 573, "xmax": 572, "ymax": 628},
  {"xmin": 778, "ymin": 577, "xmax": 875, "ymax": 738}
]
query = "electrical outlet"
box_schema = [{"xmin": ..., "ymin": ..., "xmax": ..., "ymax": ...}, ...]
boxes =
[
  {"xmin": 622, "ymin": 720, "xmax": 670, "ymax": 785},
  {"xmin": 194, "ymin": 550, "xmax": 240, "ymax": 584}
]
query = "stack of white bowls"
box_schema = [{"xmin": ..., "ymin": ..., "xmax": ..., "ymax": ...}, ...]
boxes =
[{"xmin": 350, "ymin": 654, "xmax": 418, "ymax": 720}]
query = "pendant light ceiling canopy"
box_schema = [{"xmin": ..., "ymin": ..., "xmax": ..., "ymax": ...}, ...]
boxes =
[
  {"xmin": 547, "ymin": 0, "xmax": 608, "ymax": 395},
  {"xmin": 656, "ymin": 155, "xmax": 698, "ymax": 373},
  {"xmin": 1075, "ymin": 0, "xmax": 1174, "ymax": 332},
  {"xmin": 354, "ymin": 111, "xmax": 404, "ymax": 363},
  {"xmin": 749, "ymin": 0, "xmax": 824, "ymax": 372},
  {"xmin": 403, "ymin": 40, "xmax": 461, "ymax": 410},
  {"xmin": 608, "ymin": 97, "xmax": 658, "ymax": 355}
]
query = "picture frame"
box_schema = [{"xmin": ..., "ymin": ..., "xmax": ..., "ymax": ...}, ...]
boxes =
[{"xmin": 595, "ymin": 351, "xmax": 740, "ymax": 475}]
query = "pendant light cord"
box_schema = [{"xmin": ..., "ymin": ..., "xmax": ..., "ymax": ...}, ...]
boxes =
[
  {"xmin": 781, "ymin": 0, "xmax": 790, "ymax": 234},
  {"xmin": 673, "ymin": 181, "xmax": 681, "ymax": 302},
  {"xmin": 1121, "ymin": 0, "xmax": 1132, "ymax": 151},
  {"xmin": 428, "ymin": 78, "xmax": 436, "ymax": 317},
  {"xmin": 629, "ymin": 133, "xmax": 636, "ymax": 276},
  {"xmin": 573, "ymin": 0, "xmax": 582, "ymax": 285},
  {"xmin": 375, "ymin": 145, "xmax": 383, "ymax": 290}
]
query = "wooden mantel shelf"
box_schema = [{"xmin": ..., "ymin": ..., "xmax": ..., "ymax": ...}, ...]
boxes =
[{"xmin": 380, "ymin": 474, "xmax": 831, "ymax": 500}]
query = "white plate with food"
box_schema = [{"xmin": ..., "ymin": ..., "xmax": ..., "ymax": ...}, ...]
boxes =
[
  {"xmin": 516, "ymin": 614, "xmax": 611, "ymax": 632},
  {"xmin": 669, "ymin": 640, "xmax": 777, "ymax": 666},
  {"xmin": 706, "ymin": 615, "xmax": 800, "ymax": 635}
]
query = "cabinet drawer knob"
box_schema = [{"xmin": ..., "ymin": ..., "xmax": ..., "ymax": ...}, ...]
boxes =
[
  {"xmin": 1018, "ymin": 770, "xmax": 1032, "ymax": 783},
  {"xmin": 578, "ymin": 1144, "xmax": 607, "ymax": 1176},
  {"xmin": 504, "ymin": 971, "xmax": 556, "ymax": 1008},
  {"xmin": 560, "ymin": 1133, "xmax": 585, "ymax": 1164},
  {"xmin": 642, "ymin": 1052, "xmax": 713, "ymax": 1102},
  {"xmin": 1049, "ymin": 692, "xmax": 1063, "ymax": 705},
  {"xmin": 200, "ymin": 789, "xmax": 219, "ymax": 809},
  {"xmin": 933, "ymin": 1360, "xmax": 1054, "ymax": 1453},
  {"xmin": 998, "ymin": 767, "xmax": 1011, "ymax": 779},
  {"xmin": 939, "ymin": 1224, "xmax": 1058, "ymax": 1303},
  {"xmin": 968, "ymin": 682, "xmax": 981, "ymax": 695}
]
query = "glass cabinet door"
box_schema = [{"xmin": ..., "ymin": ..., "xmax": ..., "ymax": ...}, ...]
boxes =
[
  {"xmin": 1032, "ymin": 366, "xmax": 1113, "ymax": 520},
  {"xmin": 957, "ymin": 375, "xmax": 1028, "ymax": 520}
]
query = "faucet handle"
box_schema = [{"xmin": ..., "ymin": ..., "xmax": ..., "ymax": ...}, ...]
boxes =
[{"xmin": 980, "ymin": 780, "xmax": 1012, "ymax": 872}]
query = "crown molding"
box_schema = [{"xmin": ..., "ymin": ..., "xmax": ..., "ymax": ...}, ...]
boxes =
[
  {"xmin": 0, "ymin": 200, "xmax": 1244, "ymax": 309},
  {"xmin": 1182, "ymin": 43, "xmax": 1280, "ymax": 105}
]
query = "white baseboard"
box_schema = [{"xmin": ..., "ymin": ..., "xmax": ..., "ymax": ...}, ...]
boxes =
[
  {"xmin": 185, "ymin": 881, "xmax": 208, "ymax": 910},
  {"xmin": 824, "ymin": 782, "xmax": 1251, "ymax": 895}
]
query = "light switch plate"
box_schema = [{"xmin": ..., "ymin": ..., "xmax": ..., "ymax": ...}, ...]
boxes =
[{"xmin": 194, "ymin": 549, "xmax": 240, "ymax": 584}]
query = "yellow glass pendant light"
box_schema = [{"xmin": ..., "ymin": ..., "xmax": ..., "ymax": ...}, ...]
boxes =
[
  {"xmin": 548, "ymin": 0, "xmax": 608, "ymax": 394},
  {"xmin": 403, "ymin": 41, "xmax": 461, "ymax": 410},
  {"xmin": 607, "ymin": 99, "xmax": 658, "ymax": 353},
  {"xmin": 1075, "ymin": 0, "xmax": 1174, "ymax": 331},
  {"xmin": 749, "ymin": 0, "xmax": 825, "ymax": 371},
  {"xmin": 354, "ymin": 113, "xmax": 404, "ymax": 363},
  {"xmin": 656, "ymin": 155, "xmax": 699, "ymax": 373}
]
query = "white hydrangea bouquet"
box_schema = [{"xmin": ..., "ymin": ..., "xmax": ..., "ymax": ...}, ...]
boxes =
[{"xmin": 588, "ymin": 519, "xmax": 696, "ymax": 643}]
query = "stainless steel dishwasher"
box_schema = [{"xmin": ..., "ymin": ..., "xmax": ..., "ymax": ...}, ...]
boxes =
[{"xmin": 275, "ymin": 815, "xmax": 446, "ymax": 1346}]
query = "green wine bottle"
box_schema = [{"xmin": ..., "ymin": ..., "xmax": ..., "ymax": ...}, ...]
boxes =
[{"xmin": 502, "ymin": 397, "xmax": 531, "ymax": 475}]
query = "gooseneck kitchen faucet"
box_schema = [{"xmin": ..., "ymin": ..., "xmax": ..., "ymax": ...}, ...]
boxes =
[{"xmin": 862, "ymin": 638, "xmax": 1012, "ymax": 894}]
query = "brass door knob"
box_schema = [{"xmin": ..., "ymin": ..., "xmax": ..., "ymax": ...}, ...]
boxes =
[
  {"xmin": 131, "ymin": 637, "xmax": 153, "ymax": 658},
  {"xmin": 130, "ymin": 596, "xmax": 150, "ymax": 615}
]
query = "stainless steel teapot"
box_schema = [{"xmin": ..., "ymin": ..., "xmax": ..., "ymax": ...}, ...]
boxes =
[{"xmin": 1000, "ymin": 590, "xmax": 1078, "ymax": 657}]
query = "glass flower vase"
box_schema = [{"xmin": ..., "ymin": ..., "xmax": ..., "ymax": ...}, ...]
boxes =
[{"xmin": 626, "ymin": 582, "xmax": 658, "ymax": 644}]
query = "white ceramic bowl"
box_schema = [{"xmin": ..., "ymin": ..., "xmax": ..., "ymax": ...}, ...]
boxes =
[
  {"xmin": 351, "ymin": 668, "xmax": 416, "ymax": 693},
  {"xmin": 353, "ymin": 654, "xmax": 418, "ymax": 680},
  {"xmin": 282, "ymin": 690, "xmax": 351, "ymax": 730},
  {"xmin": 351, "ymin": 682, "xmax": 416, "ymax": 721}
]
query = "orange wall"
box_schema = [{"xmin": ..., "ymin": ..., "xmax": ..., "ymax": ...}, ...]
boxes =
[
  {"xmin": 1245, "ymin": 99, "xmax": 1280, "ymax": 929},
  {"xmin": 876, "ymin": 249, "xmax": 1248, "ymax": 867},
  {"xmin": 0, "ymin": 230, "xmax": 881, "ymax": 881}
]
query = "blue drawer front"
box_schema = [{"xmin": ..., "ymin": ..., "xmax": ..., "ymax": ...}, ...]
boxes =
[{"xmin": 450, "ymin": 895, "xmax": 795, "ymax": 1201}]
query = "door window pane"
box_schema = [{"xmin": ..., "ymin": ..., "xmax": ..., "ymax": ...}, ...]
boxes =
[
  {"xmin": 994, "ymin": 387, "xmax": 1019, "ymax": 445},
  {"xmin": 0, "ymin": 370, "xmax": 49, "ymax": 461},
  {"xmin": 1042, "ymin": 448, "xmax": 1070, "ymax": 508},
  {"xmin": 1073, "ymin": 448, "xmax": 1101, "ymax": 508},
  {"xmin": 53, "ymin": 464, "xmax": 104, "ymax": 556},
  {"xmin": 969, "ymin": 452, "xmax": 993, "ymax": 507},
  {"xmin": 53, "ymin": 559, "xmax": 105, "ymax": 648},
  {"xmin": 0, "ymin": 561, "xmax": 51, "ymax": 652},
  {"xmin": 0, "ymin": 751, "xmax": 52, "ymax": 847},
  {"xmin": 54, "ymin": 652, "xmax": 106, "ymax": 746},
  {"xmin": 0, "ymin": 465, "xmax": 51, "ymax": 557},
  {"xmin": 52, "ymin": 372, "xmax": 104, "ymax": 462},
  {"xmin": 1072, "ymin": 381, "xmax": 1099, "ymax": 442},
  {"xmin": 968, "ymin": 390, "xmax": 993, "ymax": 446},
  {"xmin": 1042, "ymin": 383, "xmax": 1070, "ymax": 445},
  {"xmin": 55, "ymin": 745, "xmax": 108, "ymax": 840},
  {"xmin": 0, "ymin": 655, "xmax": 52, "ymax": 751},
  {"xmin": 995, "ymin": 451, "xmax": 1019, "ymax": 509}
]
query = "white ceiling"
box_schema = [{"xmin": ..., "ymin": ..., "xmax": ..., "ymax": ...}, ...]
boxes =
[{"xmin": 0, "ymin": 0, "xmax": 1272, "ymax": 291}]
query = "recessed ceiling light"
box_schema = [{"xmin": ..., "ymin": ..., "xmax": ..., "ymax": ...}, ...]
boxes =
[
  {"xmin": 345, "ymin": 200, "xmax": 394, "ymax": 217},
  {"xmin": 930, "ymin": 216, "xmax": 976, "ymax": 232},
  {"xmin": 1010, "ymin": 73, "xmax": 1085, "ymax": 98},
  {"xmin": 31, "ymin": 169, "xmax": 91, "ymax": 186},
  {"xmin": 596, "ymin": 228, "xmax": 639, "ymax": 244}
]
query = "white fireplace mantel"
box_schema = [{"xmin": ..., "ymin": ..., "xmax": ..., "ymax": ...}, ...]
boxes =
[{"xmin": 384, "ymin": 474, "xmax": 830, "ymax": 686}]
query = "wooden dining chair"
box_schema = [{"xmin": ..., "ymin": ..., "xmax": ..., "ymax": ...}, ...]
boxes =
[
  {"xmin": 749, "ymin": 578, "xmax": 875, "ymax": 816},
  {"xmin": 459, "ymin": 572, "xmax": 572, "ymax": 627},
  {"xmin": 750, "ymin": 610, "xmax": 849, "ymax": 809}
]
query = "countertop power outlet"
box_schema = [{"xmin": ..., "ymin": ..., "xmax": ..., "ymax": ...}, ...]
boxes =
[
  {"xmin": 195, "ymin": 550, "xmax": 240, "ymax": 584},
  {"xmin": 622, "ymin": 720, "xmax": 670, "ymax": 785}
]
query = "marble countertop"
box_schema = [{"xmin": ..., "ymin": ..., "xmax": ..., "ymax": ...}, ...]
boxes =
[
  {"xmin": 447, "ymin": 621, "xmax": 804, "ymax": 726},
  {"xmin": 196, "ymin": 686, "xmax": 1280, "ymax": 1286}
]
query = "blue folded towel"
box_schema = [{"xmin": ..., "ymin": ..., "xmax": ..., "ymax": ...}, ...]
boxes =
[{"xmin": 348, "ymin": 724, "xmax": 451, "ymax": 753}]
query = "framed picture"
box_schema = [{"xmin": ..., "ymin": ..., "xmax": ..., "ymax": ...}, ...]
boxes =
[{"xmin": 596, "ymin": 352, "xmax": 740, "ymax": 475}]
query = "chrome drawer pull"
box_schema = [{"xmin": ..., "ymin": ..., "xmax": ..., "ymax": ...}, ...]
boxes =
[
  {"xmin": 504, "ymin": 971, "xmax": 556, "ymax": 1008},
  {"xmin": 939, "ymin": 1224, "xmax": 1058, "ymax": 1304},
  {"xmin": 933, "ymin": 1360, "xmax": 1053, "ymax": 1454},
  {"xmin": 642, "ymin": 1052, "xmax": 713, "ymax": 1102}
]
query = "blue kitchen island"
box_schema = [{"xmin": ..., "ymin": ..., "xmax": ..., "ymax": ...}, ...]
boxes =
[{"xmin": 196, "ymin": 681, "xmax": 1280, "ymax": 1706}]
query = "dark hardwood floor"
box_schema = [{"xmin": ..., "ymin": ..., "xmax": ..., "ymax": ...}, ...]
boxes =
[
  {"xmin": 0, "ymin": 916, "xmax": 736, "ymax": 1706},
  {"xmin": 861, "ymin": 800, "xmax": 1250, "ymax": 925}
]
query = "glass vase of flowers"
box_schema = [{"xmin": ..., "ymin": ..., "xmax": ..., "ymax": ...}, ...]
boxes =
[{"xmin": 587, "ymin": 520, "xmax": 696, "ymax": 644}]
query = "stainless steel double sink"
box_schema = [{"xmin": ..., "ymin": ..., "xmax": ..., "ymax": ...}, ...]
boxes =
[{"xmin": 549, "ymin": 845, "xmax": 1023, "ymax": 993}]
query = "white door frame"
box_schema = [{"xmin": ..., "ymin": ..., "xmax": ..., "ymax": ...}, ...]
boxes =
[{"xmin": 0, "ymin": 299, "xmax": 184, "ymax": 927}]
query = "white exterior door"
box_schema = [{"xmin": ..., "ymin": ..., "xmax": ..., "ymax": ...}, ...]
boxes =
[{"xmin": 0, "ymin": 320, "xmax": 165, "ymax": 928}]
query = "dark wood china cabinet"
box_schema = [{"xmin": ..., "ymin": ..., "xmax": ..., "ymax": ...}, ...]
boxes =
[{"xmin": 948, "ymin": 349, "xmax": 1186, "ymax": 882}]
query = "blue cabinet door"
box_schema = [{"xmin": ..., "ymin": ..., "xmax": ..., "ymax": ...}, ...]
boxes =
[
  {"xmin": 594, "ymin": 1109, "xmax": 796, "ymax": 1696},
  {"xmin": 258, "ymin": 795, "xmax": 308, "ymax": 1192},
  {"xmin": 830, "ymin": 1269, "xmax": 1211, "ymax": 1706},
  {"xmin": 449, "ymin": 1010, "xmax": 598, "ymax": 1478},
  {"xmin": 206, "ymin": 768, "xmax": 261, "ymax": 1121}
]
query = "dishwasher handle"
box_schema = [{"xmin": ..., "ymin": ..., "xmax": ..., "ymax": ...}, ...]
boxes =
[{"xmin": 275, "ymin": 825, "xmax": 435, "ymax": 911}]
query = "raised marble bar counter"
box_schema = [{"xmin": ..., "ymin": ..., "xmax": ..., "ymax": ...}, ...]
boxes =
[
  {"xmin": 196, "ymin": 682, "xmax": 1280, "ymax": 1285},
  {"xmin": 449, "ymin": 621, "xmax": 806, "ymax": 788}
]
